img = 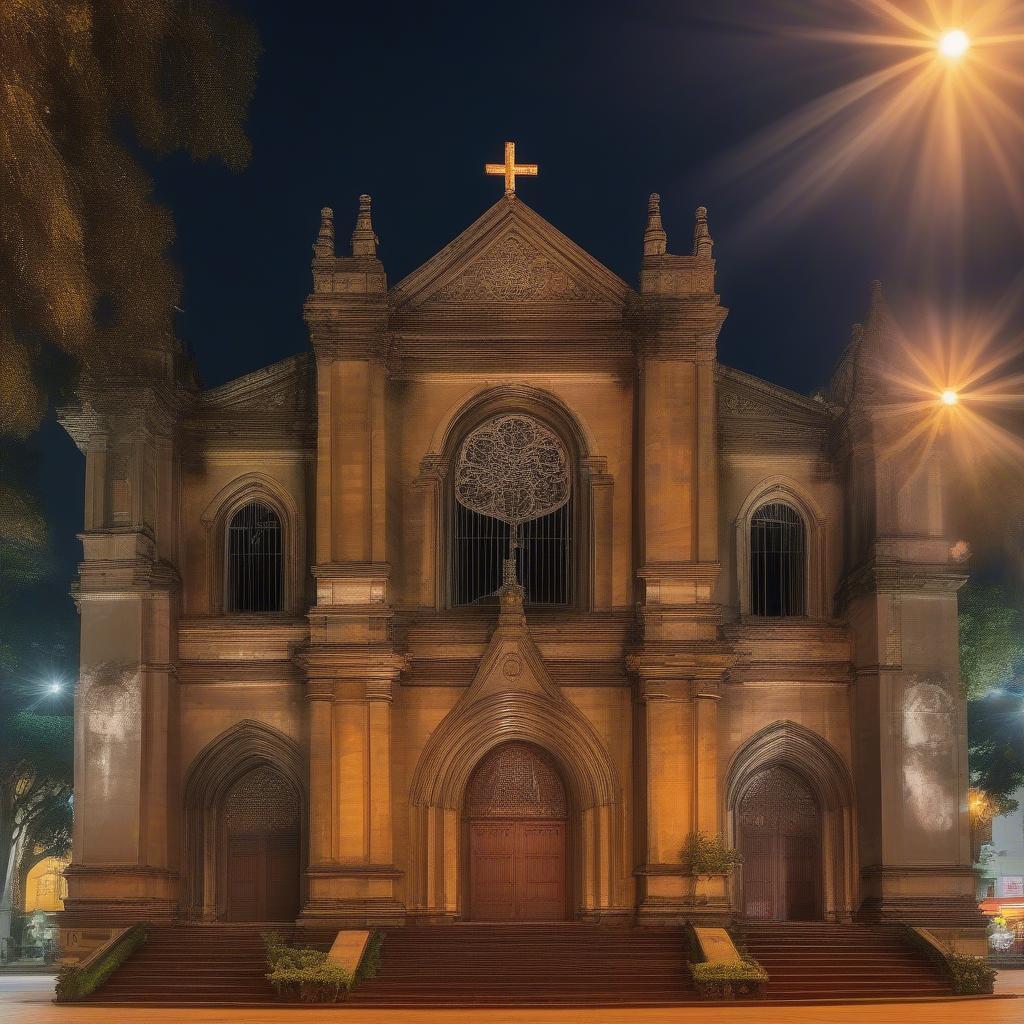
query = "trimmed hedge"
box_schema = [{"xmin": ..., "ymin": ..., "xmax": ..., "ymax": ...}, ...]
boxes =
[
  {"xmin": 690, "ymin": 957, "xmax": 769, "ymax": 999},
  {"xmin": 55, "ymin": 924, "xmax": 148, "ymax": 1002},
  {"xmin": 264, "ymin": 930, "xmax": 382, "ymax": 1003},
  {"xmin": 900, "ymin": 926, "xmax": 996, "ymax": 996},
  {"xmin": 946, "ymin": 951, "xmax": 996, "ymax": 996}
]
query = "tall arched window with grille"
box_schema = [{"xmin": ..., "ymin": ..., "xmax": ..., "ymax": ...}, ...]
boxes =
[
  {"xmin": 227, "ymin": 501, "xmax": 283, "ymax": 612},
  {"xmin": 451, "ymin": 414, "xmax": 574, "ymax": 607},
  {"xmin": 750, "ymin": 502, "xmax": 806, "ymax": 617}
]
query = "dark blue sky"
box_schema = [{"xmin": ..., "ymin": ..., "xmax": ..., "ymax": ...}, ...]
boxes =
[{"xmin": 32, "ymin": 0, "xmax": 1024, "ymax": 678}]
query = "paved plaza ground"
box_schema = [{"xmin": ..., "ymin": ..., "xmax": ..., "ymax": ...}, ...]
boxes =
[{"xmin": 1, "ymin": 973, "xmax": 1022, "ymax": 1024}]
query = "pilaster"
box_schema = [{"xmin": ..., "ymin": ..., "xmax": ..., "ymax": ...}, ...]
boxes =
[{"xmin": 299, "ymin": 199, "xmax": 407, "ymax": 927}]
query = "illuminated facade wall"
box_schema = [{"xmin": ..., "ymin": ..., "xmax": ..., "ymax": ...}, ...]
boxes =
[{"xmin": 58, "ymin": 193, "xmax": 981, "ymax": 940}]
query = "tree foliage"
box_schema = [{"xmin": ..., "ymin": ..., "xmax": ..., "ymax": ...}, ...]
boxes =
[
  {"xmin": 961, "ymin": 583, "xmax": 1024, "ymax": 808},
  {"xmin": 1, "ymin": 712, "xmax": 73, "ymax": 928},
  {"xmin": 0, "ymin": 1, "xmax": 260, "ymax": 437},
  {"xmin": 959, "ymin": 583, "xmax": 1024, "ymax": 700}
]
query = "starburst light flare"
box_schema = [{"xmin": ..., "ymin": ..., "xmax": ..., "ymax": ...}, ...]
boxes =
[{"xmin": 715, "ymin": 2, "xmax": 1024, "ymax": 239}]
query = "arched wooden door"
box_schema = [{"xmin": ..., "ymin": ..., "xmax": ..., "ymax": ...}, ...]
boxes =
[
  {"xmin": 464, "ymin": 742, "xmax": 568, "ymax": 921},
  {"xmin": 222, "ymin": 766, "xmax": 300, "ymax": 922},
  {"xmin": 738, "ymin": 765, "xmax": 822, "ymax": 921}
]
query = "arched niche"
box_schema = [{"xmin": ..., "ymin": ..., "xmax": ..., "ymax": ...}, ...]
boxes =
[
  {"xmin": 725, "ymin": 721, "xmax": 856, "ymax": 922},
  {"xmin": 181, "ymin": 720, "xmax": 307, "ymax": 921}
]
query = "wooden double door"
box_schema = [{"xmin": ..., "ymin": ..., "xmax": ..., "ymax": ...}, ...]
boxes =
[
  {"xmin": 739, "ymin": 765, "xmax": 822, "ymax": 921},
  {"xmin": 468, "ymin": 819, "xmax": 567, "ymax": 921},
  {"xmin": 226, "ymin": 831, "xmax": 300, "ymax": 922},
  {"xmin": 464, "ymin": 741, "xmax": 570, "ymax": 921}
]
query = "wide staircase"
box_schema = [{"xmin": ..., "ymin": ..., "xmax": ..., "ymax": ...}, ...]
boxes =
[
  {"xmin": 81, "ymin": 920, "xmax": 956, "ymax": 1006},
  {"xmin": 80, "ymin": 925, "xmax": 280, "ymax": 1005},
  {"xmin": 740, "ymin": 922, "xmax": 953, "ymax": 1001},
  {"xmin": 347, "ymin": 924, "xmax": 694, "ymax": 1007}
]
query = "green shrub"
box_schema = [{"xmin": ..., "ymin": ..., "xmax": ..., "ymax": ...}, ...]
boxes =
[
  {"xmin": 691, "ymin": 960, "xmax": 768, "ymax": 983},
  {"xmin": 262, "ymin": 931, "xmax": 354, "ymax": 1003},
  {"xmin": 355, "ymin": 931, "xmax": 384, "ymax": 983},
  {"xmin": 690, "ymin": 957, "xmax": 768, "ymax": 1000},
  {"xmin": 680, "ymin": 832, "xmax": 743, "ymax": 878},
  {"xmin": 947, "ymin": 952, "xmax": 996, "ymax": 995},
  {"xmin": 55, "ymin": 924, "xmax": 147, "ymax": 1002}
]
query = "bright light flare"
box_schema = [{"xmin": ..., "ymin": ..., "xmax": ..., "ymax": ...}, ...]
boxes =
[
  {"xmin": 48, "ymin": 682, "xmax": 63, "ymax": 694},
  {"xmin": 865, "ymin": 287, "xmax": 1024, "ymax": 574},
  {"xmin": 715, "ymin": 2, "xmax": 1024, "ymax": 237},
  {"xmin": 938, "ymin": 29, "xmax": 970, "ymax": 59}
]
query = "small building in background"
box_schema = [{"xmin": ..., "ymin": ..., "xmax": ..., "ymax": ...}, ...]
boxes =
[{"xmin": 978, "ymin": 787, "xmax": 1024, "ymax": 959}]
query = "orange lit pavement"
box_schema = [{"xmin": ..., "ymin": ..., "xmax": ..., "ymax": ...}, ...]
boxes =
[{"xmin": 1, "ymin": 974, "xmax": 1023, "ymax": 1024}]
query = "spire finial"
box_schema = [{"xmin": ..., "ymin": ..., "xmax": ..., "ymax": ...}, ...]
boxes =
[
  {"xmin": 643, "ymin": 193, "xmax": 667, "ymax": 256},
  {"xmin": 351, "ymin": 194, "xmax": 378, "ymax": 257},
  {"xmin": 693, "ymin": 205, "xmax": 713, "ymax": 258},
  {"xmin": 313, "ymin": 206, "xmax": 334, "ymax": 262}
]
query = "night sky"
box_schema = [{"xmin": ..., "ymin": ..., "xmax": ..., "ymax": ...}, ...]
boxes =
[{"xmin": 31, "ymin": 0, "xmax": 1024, "ymax": 680}]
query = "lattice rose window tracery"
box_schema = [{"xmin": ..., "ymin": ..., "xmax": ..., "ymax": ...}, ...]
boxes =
[{"xmin": 455, "ymin": 414, "xmax": 570, "ymax": 528}]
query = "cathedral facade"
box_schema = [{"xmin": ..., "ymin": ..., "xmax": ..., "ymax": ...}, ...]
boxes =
[{"xmin": 58, "ymin": 185, "xmax": 980, "ymax": 936}]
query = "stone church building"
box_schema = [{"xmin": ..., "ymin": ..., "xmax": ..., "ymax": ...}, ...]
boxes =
[{"xmin": 59, "ymin": 179, "xmax": 979, "ymax": 935}]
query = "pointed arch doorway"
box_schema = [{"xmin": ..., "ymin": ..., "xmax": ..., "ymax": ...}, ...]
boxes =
[
  {"xmin": 738, "ymin": 765, "xmax": 822, "ymax": 921},
  {"xmin": 463, "ymin": 742, "xmax": 569, "ymax": 921}
]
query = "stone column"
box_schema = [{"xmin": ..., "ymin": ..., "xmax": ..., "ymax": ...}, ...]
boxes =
[
  {"xmin": 58, "ymin": 383, "xmax": 188, "ymax": 935},
  {"xmin": 839, "ymin": 284, "xmax": 982, "ymax": 932}
]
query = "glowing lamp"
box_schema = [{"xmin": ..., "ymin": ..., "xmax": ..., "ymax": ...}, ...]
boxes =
[
  {"xmin": 938, "ymin": 30, "xmax": 970, "ymax": 60},
  {"xmin": 48, "ymin": 682, "xmax": 62, "ymax": 694},
  {"xmin": 940, "ymin": 389, "xmax": 959, "ymax": 406}
]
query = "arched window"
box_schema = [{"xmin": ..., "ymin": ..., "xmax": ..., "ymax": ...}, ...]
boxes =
[
  {"xmin": 451, "ymin": 414, "xmax": 574, "ymax": 607},
  {"xmin": 750, "ymin": 502, "xmax": 806, "ymax": 616},
  {"xmin": 227, "ymin": 501, "xmax": 283, "ymax": 612}
]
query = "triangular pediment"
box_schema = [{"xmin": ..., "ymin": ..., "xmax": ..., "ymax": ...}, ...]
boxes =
[
  {"xmin": 391, "ymin": 195, "xmax": 633, "ymax": 309},
  {"xmin": 718, "ymin": 366, "xmax": 835, "ymax": 426},
  {"xmin": 199, "ymin": 353, "xmax": 314, "ymax": 416}
]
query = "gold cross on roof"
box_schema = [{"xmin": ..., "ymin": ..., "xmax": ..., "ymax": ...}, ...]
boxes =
[{"xmin": 485, "ymin": 141, "xmax": 538, "ymax": 194}]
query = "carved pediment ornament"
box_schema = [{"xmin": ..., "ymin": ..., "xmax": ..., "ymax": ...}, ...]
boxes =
[
  {"xmin": 432, "ymin": 234, "xmax": 596, "ymax": 303},
  {"xmin": 721, "ymin": 389, "xmax": 775, "ymax": 418}
]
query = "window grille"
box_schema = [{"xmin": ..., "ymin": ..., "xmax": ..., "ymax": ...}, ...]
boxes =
[
  {"xmin": 750, "ymin": 502, "xmax": 806, "ymax": 616},
  {"xmin": 452, "ymin": 499, "xmax": 573, "ymax": 606},
  {"xmin": 227, "ymin": 501, "xmax": 283, "ymax": 612}
]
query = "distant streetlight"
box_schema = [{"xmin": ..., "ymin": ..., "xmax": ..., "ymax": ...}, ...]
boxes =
[
  {"xmin": 47, "ymin": 682, "xmax": 62, "ymax": 695},
  {"xmin": 938, "ymin": 29, "xmax": 970, "ymax": 60}
]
